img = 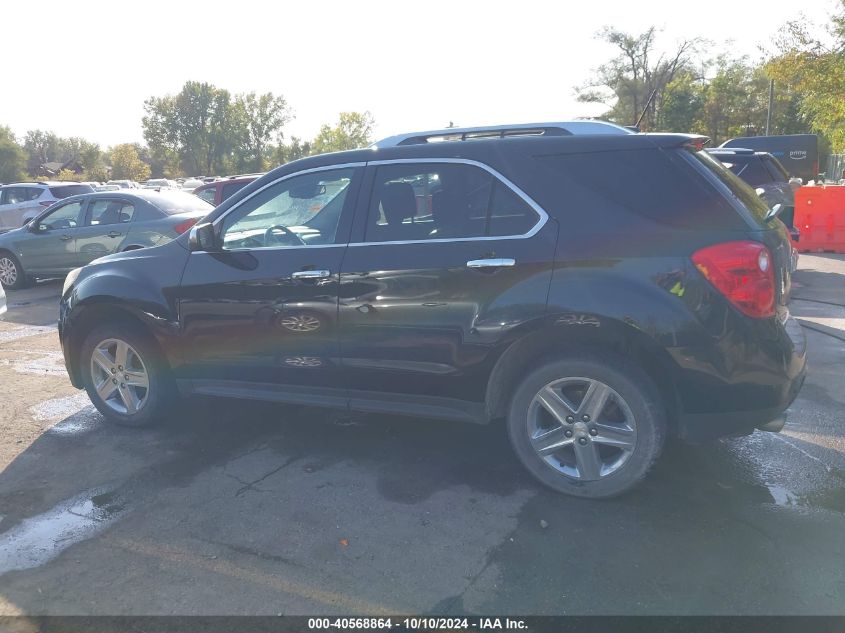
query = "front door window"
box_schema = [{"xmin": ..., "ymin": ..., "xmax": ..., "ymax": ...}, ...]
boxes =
[{"xmin": 221, "ymin": 168, "xmax": 354, "ymax": 249}]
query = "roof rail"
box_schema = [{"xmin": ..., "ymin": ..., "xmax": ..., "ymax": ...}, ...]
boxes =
[{"xmin": 371, "ymin": 120, "xmax": 634, "ymax": 148}]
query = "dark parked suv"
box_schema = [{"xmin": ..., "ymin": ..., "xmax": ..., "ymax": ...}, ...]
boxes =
[{"xmin": 58, "ymin": 122, "xmax": 807, "ymax": 498}]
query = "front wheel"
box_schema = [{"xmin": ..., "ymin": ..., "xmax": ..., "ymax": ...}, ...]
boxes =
[
  {"xmin": 80, "ymin": 323, "xmax": 175, "ymax": 427},
  {"xmin": 507, "ymin": 353, "xmax": 666, "ymax": 498}
]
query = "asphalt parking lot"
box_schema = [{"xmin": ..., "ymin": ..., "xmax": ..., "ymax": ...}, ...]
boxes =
[{"xmin": 0, "ymin": 254, "xmax": 843, "ymax": 616}]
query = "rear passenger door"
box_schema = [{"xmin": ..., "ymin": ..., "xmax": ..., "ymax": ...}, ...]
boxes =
[
  {"xmin": 337, "ymin": 159, "xmax": 558, "ymax": 413},
  {"xmin": 76, "ymin": 198, "xmax": 136, "ymax": 265}
]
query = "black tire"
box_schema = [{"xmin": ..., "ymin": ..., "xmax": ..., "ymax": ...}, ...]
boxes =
[
  {"xmin": 506, "ymin": 352, "xmax": 666, "ymax": 499},
  {"xmin": 0, "ymin": 251, "xmax": 32, "ymax": 290},
  {"xmin": 80, "ymin": 322, "xmax": 176, "ymax": 427}
]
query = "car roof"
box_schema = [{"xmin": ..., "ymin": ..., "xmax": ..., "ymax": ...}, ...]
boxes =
[
  {"xmin": 2, "ymin": 181, "xmax": 72, "ymax": 187},
  {"xmin": 265, "ymin": 132, "xmax": 706, "ymax": 174}
]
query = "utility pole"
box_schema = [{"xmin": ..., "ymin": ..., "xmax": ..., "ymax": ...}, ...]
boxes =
[{"xmin": 765, "ymin": 79, "xmax": 774, "ymax": 136}]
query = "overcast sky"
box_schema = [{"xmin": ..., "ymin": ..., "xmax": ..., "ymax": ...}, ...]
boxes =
[{"xmin": 0, "ymin": 0, "xmax": 836, "ymax": 148}]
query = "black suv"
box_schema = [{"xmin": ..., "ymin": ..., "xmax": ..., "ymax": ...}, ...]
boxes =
[{"xmin": 58, "ymin": 122, "xmax": 807, "ymax": 498}]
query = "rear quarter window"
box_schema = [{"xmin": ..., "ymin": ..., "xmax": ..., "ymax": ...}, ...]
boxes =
[{"xmin": 533, "ymin": 148, "xmax": 748, "ymax": 231}]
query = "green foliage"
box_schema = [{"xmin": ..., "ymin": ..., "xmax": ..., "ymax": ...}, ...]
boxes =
[
  {"xmin": 109, "ymin": 143, "xmax": 151, "ymax": 181},
  {"xmin": 578, "ymin": 23, "xmax": 834, "ymax": 144},
  {"xmin": 56, "ymin": 168, "xmax": 79, "ymax": 181},
  {"xmin": 311, "ymin": 112, "xmax": 375, "ymax": 154},
  {"xmin": 0, "ymin": 126, "xmax": 26, "ymax": 183},
  {"xmin": 86, "ymin": 164, "xmax": 110, "ymax": 182},
  {"xmin": 578, "ymin": 27, "xmax": 701, "ymax": 131},
  {"xmin": 274, "ymin": 137, "xmax": 313, "ymax": 166},
  {"xmin": 233, "ymin": 92, "xmax": 291, "ymax": 172},
  {"xmin": 766, "ymin": 1, "xmax": 845, "ymax": 151},
  {"xmin": 143, "ymin": 81, "xmax": 239, "ymax": 176}
]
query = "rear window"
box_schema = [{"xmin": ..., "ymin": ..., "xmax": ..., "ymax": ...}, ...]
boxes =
[
  {"xmin": 687, "ymin": 150, "xmax": 771, "ymax": 222},
  {"xmin": 49, "ymin": 184, "xmax": 94, "ymax": 198},
  {"xmin": 152, "ymin": 191, "xmax": 214, "ymax": 215},
  {"xmin": 534, "ymin": 148, "xmax": 747, "ymax": 230},
  {"xmin": 722, "ymin": 156, "xmax": 773, "ymax": 187},
  {"xmin": 762, "ymin": 155, "xmax": 789, "ymax": 182}
]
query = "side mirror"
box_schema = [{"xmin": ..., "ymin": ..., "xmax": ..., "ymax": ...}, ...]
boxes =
[
  {"xmin": 27, "ymin": 221, "xmax": 43, "ymax": 233},
  {"xmin": 189, "ymin": 222, "xmax": 219, "ymax": 252}
]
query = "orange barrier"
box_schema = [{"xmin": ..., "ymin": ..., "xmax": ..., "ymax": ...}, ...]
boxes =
[{"xmin": 794, "ymin": 185, "xmax": 845, "ymax": 253}]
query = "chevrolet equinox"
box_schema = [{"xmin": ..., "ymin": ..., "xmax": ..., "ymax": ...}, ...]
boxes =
[{"xmin": 58, "ymin": 122, "xmax": 807, "ymax": 498}]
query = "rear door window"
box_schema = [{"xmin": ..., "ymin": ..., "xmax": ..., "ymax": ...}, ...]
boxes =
[
  {"xmin": 87, "ymin": 200, "xmax": 136, "ymax": 226},
  {"xmin": 25, "ymin": 187, "xmax": 44, "ymax": 201},
  {"xmin": 364, "ymin": 162, "xmax": 539, "ymax": 242}
]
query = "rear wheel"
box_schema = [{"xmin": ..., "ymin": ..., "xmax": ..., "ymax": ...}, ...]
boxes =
[
  {"xmin": 507, "ymin": 353, "xmax": 665, "ymax": 498},
  {"xmin": 0, "ymin": 252, "xmax": 31, "ymax": 290},
  {"xmin": 80, "ymin": 323, "xmax": 175, "ymax": 427}
]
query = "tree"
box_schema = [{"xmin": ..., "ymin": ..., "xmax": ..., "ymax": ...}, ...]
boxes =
[
  {"xmin": 109, "ymin": 143, "xmax": 151, "ymax": 181},
  {"xmin": 657, "ymin": 70, "xmax": 705, "ymax": 133},
  {"xmin": 578, "ymin": 27, "xmax": 700, "ymax": 130},
  {"xmin": 23, "ymin": 130, "xmax": 60, "ymax": 174},
  {"xmin": 233, "ymin": 92, "xmax": 291, "ymax": 172},
  {"xmin": 275, "ymin": 136, "xmax": 313, "ymax": 165},
  {"xmin": 766, "ymin": 1, "xmax": 845, "ymax": 151},
  {"xmin": 143, "ymin": 81, "xmax": 242, "ymax": 176},
  {"xmin": 311, "ymin": 112, "xmax": 375, "ymax": 154},
  {"xmin": 57, "ymin": 168, "xmax": 78, "ymax": 181},
  {"xmin": 0, "ymin": 126, "xmax": 26, "ymax": 183}
]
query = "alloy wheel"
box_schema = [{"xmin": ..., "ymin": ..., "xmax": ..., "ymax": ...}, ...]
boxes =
[
  {"xmin": 278, "ymin": 314, "xmax": 321, "ymax": 332},
  {"xmin": 527, "ymin": 377, "xmax": 637, "ymax": 481},
  {"xmin": 90, "ymin": 338, "xmax": 150, "ymax": 415},
  {"xmin": 0, "ymin": 257, "xmax": 18, "ymax": 286}
]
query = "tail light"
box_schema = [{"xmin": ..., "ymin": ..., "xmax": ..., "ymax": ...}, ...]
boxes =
[
  {"xmin": 691, "ymin": 241, "xmax": 775, "ymax": 318},
  {"xmin": 174, "ymin": 218, "xmax": 199, "ymax": 235}
]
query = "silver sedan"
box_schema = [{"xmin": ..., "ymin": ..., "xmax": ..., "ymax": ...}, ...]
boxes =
[{"xmin": 0, "ymin": 190, "xmax": 213, "ymax": 290}]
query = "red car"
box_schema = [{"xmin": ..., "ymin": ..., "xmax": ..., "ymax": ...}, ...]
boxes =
[{"xmin": 192, "ymin": 175, "xmax": 261, "ymax": 206}]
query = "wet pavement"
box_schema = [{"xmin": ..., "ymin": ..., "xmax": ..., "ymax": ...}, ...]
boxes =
[{"xmin": 0, "ymin": 256, "xmax": 843, "ymax": 616}]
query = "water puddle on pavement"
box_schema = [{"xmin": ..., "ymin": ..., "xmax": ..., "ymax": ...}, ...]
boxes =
[
  {"xmin": 0, "ymin": 325, "xmax": 58, "ymax": 344},
  {"xmin": 29, "ymin": 393, "xmax": 93, "ymax": 425},
  {"xmin": 0, "ymin": 489, "xmax": 127, "ymax": 575},
  {"xmin": 2, "ymin": 351, "xmax": 68, "ymax": 376}
]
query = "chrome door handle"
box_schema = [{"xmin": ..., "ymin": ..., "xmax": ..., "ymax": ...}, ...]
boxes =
[
  {"xmin": 291, "ymin": 269, "xmax": 332, "ymax": 279},
  {"xmin": 466, "ymin": 258, "xmax": 516, "ymax": 268},
  {"xmin": 60, "ymin": 235, "xmax": 73, "ymax": 241},
  {"xmin": 107, "ymin": 231, "xmax": 122, "ymax": 238}
]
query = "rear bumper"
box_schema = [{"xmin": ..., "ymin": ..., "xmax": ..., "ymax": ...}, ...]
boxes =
[{"xmin": 672, "ymin": 313, "xmax": 807, "ymax": 442}]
